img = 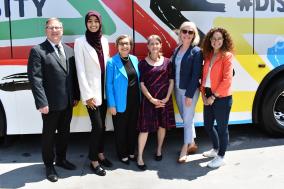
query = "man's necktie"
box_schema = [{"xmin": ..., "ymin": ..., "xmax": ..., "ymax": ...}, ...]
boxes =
[{"xmin": 55, "ymin": 45, "xmax": 67, "ymax": 70}]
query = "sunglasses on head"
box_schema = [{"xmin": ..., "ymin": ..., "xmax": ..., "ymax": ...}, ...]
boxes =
[{"xmin": 181, "ymin": 29, "xmax": 194, "ymax": 35}]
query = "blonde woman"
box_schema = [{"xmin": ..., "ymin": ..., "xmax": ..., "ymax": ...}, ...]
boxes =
[{"xmin": 172, "ymin": 21, "xmax": 203, "ymax": 163}]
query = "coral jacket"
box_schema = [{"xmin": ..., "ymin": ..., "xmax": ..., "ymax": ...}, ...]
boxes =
[{"xmin": 201, "ymin": 51, "xmax": 233, "ymax": 97}]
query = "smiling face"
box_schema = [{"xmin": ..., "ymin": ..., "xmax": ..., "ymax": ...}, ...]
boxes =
[
  {"xmin": 210, "ymin": 31, "xmax": 224, "ymax": 52},
  {"xmin": 147, "ymin": 37, "xmax": 162, "ymax": 56},
  {"xmin": 117, "ymin": 37, "xmax": 131, "ymax": 57},
  {"xmin": 180, "ymin": 26, "xmax": 195, "ymax": 45},
  {"xmin": 45, "ymin": 19, "xmax": 63, "ymax": 44},
  {"xmin": 87, "ymin": 16, "xmax": 100, "ymax": 33}
]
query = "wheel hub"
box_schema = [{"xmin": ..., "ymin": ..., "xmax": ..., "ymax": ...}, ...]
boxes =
[{"xmin": 273, "ymin": 92, "xmax": 284, "ymax": 127}]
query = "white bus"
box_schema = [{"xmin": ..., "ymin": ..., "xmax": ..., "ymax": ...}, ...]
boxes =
[{"xmin": 1, "ymin": 0, "xmax": 284, "ymax": 139}]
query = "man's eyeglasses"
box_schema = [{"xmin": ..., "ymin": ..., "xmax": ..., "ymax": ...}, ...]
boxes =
[
  {"xmin": 46, "ymin": 26, "xmax": 63, "ymax": 30},
  {"xmin": 181, "ymin": 29, "xmax": 194, "ymax": 35}
]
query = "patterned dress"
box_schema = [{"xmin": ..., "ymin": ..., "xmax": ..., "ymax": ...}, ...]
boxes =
[{"xmin": 138, "ymin": 57, "xmax": 176, "ymax": 132}]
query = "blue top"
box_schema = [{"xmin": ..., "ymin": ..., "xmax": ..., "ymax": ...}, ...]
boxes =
[
  {"xmin": 106, "ymin": 53, "xmax": 140, "ymax": 112},
  {"xmin": 172, "ymin": 45, "xmax": 203, "ymax": 98}
]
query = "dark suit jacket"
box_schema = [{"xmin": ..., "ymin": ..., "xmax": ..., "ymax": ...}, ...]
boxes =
[
  {"xmin": 172, "ymin": 45, "xmax": 203, "ymax": 98},
  {"xmin": 27, "ymin": 40, "xmax": 80, "ymax": 111}
]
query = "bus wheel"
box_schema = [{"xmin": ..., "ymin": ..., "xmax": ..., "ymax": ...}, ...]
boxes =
[
  {"xmin": 0, "ymin": 102, "xmax": 7, "ymax": 145},
  {"xmin": 261, "ymin": 79, "xmax": 284, "ymax": 136}
]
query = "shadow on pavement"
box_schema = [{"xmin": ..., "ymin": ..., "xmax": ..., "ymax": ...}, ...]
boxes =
[{"xmin": 0, "ymin": 124, "xmax": 284, "ymax": 187}]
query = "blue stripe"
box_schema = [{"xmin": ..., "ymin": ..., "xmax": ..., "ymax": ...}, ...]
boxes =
[{"xmin": 175, "ymin": 119, "xmax": 252, "ymax": 128}]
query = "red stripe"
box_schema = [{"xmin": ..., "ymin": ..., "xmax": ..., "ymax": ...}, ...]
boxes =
[
  {"xmin": 0, "ymin": 42, "xmax": 170, "ymax": 65},
  {"xmin": 0, "ymin": 59, "xmax": 27, "ymax": 65},
  {"xmin": 102, "ymin": 0, "xmax": 177, "ymax": 56},
  {"xmin": 0, "ymin": 47, "xmax": 12, "ymax": 59},
  {"xmin": 1, "ymin": 2, "xmax": 176, "ymax": 63},
  {"xmin": 102, "ymin": 0, "xmax": 133, "ymax": 27}
]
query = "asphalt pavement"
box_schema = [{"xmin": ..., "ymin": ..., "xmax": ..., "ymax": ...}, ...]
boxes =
[{"xmin": 1, "ymin": 125, "xmax": 284, "ymax": 189}]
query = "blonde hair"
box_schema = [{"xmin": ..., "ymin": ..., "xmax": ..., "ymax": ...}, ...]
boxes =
[{"xmin": 179, "ymin": 21, "xmax": 200, "ymax": 46}]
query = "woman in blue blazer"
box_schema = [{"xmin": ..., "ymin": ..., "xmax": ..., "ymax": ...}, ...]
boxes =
[
  {"xmin": 172, "ymin": 21, "xmax": 203, "ymax": 163},
  {"xmin": 106, "ymin": 35, "xmax": 140, "ymax": 164}
]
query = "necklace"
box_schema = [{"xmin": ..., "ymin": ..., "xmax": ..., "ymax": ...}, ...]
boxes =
[
  {"xmin": 120, "ymin": 55, "xmax": 129, "ymax": 61},
  {"xmin": 148, "ymin": 54, "xmax": 159, "ymax": 62}
]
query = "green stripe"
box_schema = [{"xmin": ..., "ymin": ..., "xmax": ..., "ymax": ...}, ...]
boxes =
[{"xmin": 0, "ymin": 22, "xmax": 10, "ymax": 39}]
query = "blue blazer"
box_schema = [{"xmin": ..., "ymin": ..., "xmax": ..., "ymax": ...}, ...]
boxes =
[
  {"xmin": 106, "ymin": 53, "xmax": 139, "ymax": 112},
  {"xmin": 172, "ymin": 45, "xmax": 203, "ymax": 98}
]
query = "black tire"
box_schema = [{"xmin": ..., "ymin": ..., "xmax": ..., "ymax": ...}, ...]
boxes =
[
  {"xmin": 261, "ymin": 79, "xmax": 284, "ymax": 136},
  {"xmin": 0, "ymin": 101, "xmax": 6, "ymax": 144}
]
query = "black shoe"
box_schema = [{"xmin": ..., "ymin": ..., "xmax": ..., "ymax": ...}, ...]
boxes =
[
  {"xmin": 98, "ymin": 158, "xmax": 113, "ymax": 167},
  {"xmin": 129, "ymin": 155, "xmax": 136, "ymax": 161},
  {"xmin": 46, "ymin": 166, "xmax": 58, "ymax": 182},
  {"xmin": 137, "ymin": 163, "xmax": 147, "ymax": 171},
  {"xmin": 120, "ymin": 158, "xmax": 130, "ymax": 165},
  {"xmin": 90, "ymin": 163, "xmax": 106, "ymax": 176},
  {"xmin": 154, "ymin": 154, "xmax": 163, "ymax": 161},
  {"xmin": 55, "ymin": 159, "xmax": 76, "ymax": 170}
]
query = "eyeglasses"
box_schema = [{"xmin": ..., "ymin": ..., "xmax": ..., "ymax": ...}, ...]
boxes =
[
  {"xmin": 181, "ymin": 29, "xmax": 194, "ymax": 35},
  {"xmin": 118, "ymin": 42, "xmax": 130, "ymax": 46},
  {"xmin": 210, "ymin": 37, "xmax": 223, "ymax": 42},
  {"xmin": 46, "ymin": 26, "xmax": 63, "ymax": 30}
]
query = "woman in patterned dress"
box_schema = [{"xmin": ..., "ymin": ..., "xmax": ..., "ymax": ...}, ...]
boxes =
[{"xmin": 137, "ymin": 35, "xmax": 176, "ymax": 170}]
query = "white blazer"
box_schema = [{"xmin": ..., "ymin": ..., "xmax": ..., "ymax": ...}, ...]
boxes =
[{"xmin": 74, "ymin": 35, "xmax": 109, "ymax": 106}]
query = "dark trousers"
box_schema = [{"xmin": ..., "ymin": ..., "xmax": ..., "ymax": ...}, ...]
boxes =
[
  {"xmin": 41, "ymin": 106, "xmax": 73, "ymax": 166},
  {"xmin": 112, "ymin": 89, "xmax": 139, "ymax": 159},
  {"xmin": 203, "ymin": 96, "xmax": 232, "ymax": 157},
  {"xmin": 87, "ymin": 100, "xmax": 107, "ymax": 161}
]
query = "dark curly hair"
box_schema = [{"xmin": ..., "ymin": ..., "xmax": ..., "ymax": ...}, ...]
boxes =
[{"xmin": 201, "ymin": 27, "xmax": 234, "ymax": 59}]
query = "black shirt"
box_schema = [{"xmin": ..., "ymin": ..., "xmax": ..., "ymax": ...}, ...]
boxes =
[{"xmin": 121, "ymin": 58, "xmax": 138, "ymax": 87}]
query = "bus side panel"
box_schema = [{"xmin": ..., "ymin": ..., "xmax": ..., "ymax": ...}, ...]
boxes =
[
  {"xmin": 0, "ymin": 0, "xmax": 12, "ymax": 59},
  {"xmin": 132, "ymin": 0, "xmax": 177, "ymax": 59},
  {"xmin": 0, "ymin": 1, "xmax": 18, "ymax": 135},
  {"xmin": 255, "ymin": 9, "xmax": 284, "ymax": 71}
]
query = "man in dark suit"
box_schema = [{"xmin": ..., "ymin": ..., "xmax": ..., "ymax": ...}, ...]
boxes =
[{"xmin": 27, "ymin": 18, "xmax": 80, "ymax": 182}]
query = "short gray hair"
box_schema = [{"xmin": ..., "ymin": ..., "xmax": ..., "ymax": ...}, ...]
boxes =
[{"xmin": 45, "ymin": 17, "xmax": 63, "ymax": 27}]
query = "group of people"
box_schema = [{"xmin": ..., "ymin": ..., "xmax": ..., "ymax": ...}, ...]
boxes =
[{"xmin": 27, "ymin": 10, "xmax": 234, "ymax": 182}]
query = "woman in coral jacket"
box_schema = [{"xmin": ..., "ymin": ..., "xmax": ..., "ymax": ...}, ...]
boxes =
[
  {"xmin": 201, "ymin": 27, "xmax": 234, "ymax": 168},
  {"xmin": 74, "ymin": 11, "xmax": 113, "ymax": 176}
]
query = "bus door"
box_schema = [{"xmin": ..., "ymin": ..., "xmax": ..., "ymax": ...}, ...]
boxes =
[
  {"xmin": 0, "ymin": 1, "xmax": 21, "ymax": 135},
  {"xmin": 7, "ymin": 0, "xmax": 43, "ymax": 134}
]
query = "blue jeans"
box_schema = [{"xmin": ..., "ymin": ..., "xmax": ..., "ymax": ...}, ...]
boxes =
[
  {"xmin": 175, "ymin": 88, "xmax": 200, "ymax": 144},
  {"xmin": 203, "ymin": 96, "xmax": 232, "ymax": 157}
]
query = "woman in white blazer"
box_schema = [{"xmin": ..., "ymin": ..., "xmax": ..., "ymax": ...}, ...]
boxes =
[{"xmin": 74, "ymin": 11, "xmax": 112, "ymax": 176}]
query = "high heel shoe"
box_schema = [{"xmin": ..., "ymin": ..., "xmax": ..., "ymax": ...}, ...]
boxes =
[
  {"xmin": 120, "ymin": 158, "xmax": 130, "ymax": 165},
  {"xmin": 90, "ymin": 163, "xmax": 106, "ymax": 176},
  {"xmin": 177, "ymin": 155, "xmax": 189, "ymax": 163},
  {"xmin": 137, "ymin": 163, "xmax": 147, "ymax": 171},
  {"xmin": 129, "ymin": 155, "xmax": 136, "ymax": 161},
  {"xmin": 154, "ymin": 154, "xmax": 163, "ymax": 161},
  {"xmin": 98, "ymin": 158, "xmax": 113, "ymax": 167},
  {"xmin": 187, "ymin": 143, "xmax": 198, "ymax": 155}
]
